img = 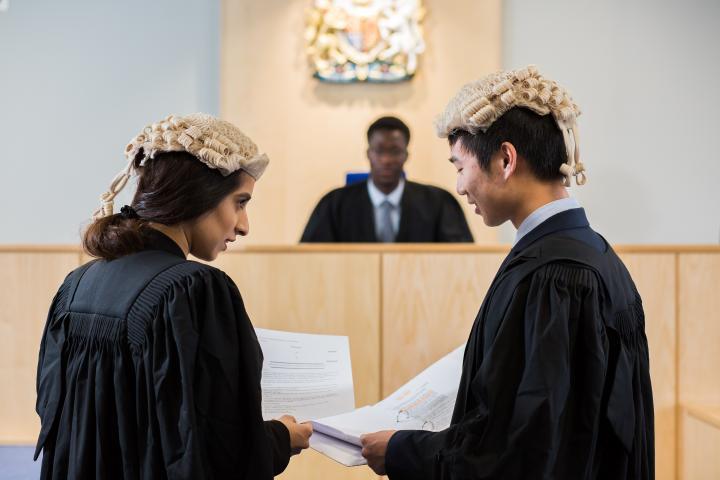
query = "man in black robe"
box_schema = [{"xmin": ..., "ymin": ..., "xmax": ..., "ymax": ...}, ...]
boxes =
[
  {"xmin": 360, "ymin": 66, "xmax": 654, "ymax": 479},
  {"xmin": 300, "ymin": 116, "xmax": 473, "ymax": 242}
]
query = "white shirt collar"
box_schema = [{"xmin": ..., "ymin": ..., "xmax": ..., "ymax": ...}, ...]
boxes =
[
  {"xmin": 367, "ymin": 177, "xmax": 405, "ymax": 208},
  {"xmin": 514, "ymin": 197, "xmax": 581, "ymax": 246}
]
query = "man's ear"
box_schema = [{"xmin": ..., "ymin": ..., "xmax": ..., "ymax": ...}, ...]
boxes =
[{"xmin": 498, "ymin": 142, "xmax": 518, "ymax": 182}]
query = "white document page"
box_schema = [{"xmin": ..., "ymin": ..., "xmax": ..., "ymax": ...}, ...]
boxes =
[
  {"xmin": 256, "ymin": 328, "xmax": 355, "ymax": 422},
  {"xmin": 310, "ymin": 345, "xmax": 465, "ymax": 466},
  {"xmin": 309, "ymin": 431, "xmax": 367, "ymax": 467}
]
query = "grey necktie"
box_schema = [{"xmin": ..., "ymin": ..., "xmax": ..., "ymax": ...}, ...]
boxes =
[{"xmin": 377, "ymin": 200, "xmax": 396, "ymax": 243}]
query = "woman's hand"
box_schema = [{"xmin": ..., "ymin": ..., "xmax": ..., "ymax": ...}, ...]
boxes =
[{"xmin": 277, "ymin": 415, "xmax": 313, "ymax": 455}]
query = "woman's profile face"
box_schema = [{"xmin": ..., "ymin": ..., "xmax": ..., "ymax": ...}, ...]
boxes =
[{"xmin": 187, "ymin": 172, "xmax": 256, "ymax": 261}]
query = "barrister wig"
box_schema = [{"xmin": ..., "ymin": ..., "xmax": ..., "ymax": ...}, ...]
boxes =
[
  {"xmin": 435, "ymin": 65, "xmax": 586, "ymax": 187},
  {"xmin": 93, "ymin": 113, "xmax": 269, "ymax": 219}
]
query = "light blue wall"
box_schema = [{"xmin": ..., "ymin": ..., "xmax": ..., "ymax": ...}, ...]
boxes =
[
  {"xmin": 2, "ymin": 0, "xmax": 718, "ymax": 244},
  {"xmin": 0, "ymin": 0, "xmax": 220, "ymax": 243},
  {"xmin": 501, "ymin": 0, "xmax": 720, "ymax": 244}
]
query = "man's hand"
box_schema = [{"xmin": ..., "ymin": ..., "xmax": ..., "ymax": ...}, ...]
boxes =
[
  {"xmin": 277, "ymin": 415, "xmax": 313, "ymax": 455},
  {"xmin": 360, "ymin": 430, "xmax": 397, "ymax": 475}
]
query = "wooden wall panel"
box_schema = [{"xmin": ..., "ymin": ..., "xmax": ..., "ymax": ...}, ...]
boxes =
[
  {"xmin": 220, "ymin": 0, "xmax": 501, "ymax": 245},
  {"xmin": 381, "ymin": 253, "xmax": 504, "ymax": 395},
  {"xmin": 214, "ymin": 252, "xmax": 382, "ymax": 408},
  {"xmin": 276, "ymin": 450, "xmax": 378, "ymax": 480},
  {"xmin": 680, "ymin": 407, "xmax": 720, "ymax": 480},
  {"xmin": 619, "ymin": 254, "xmax": 676, "ymax": 480},
  {"xmin": 678, "ymin": 254, "xmax": 720, "ymax": 406},
  {"xmin": 212, "ymin": 252, "xmax": 382, "ymax": 480},
  {"xmin": 0, "ymin": 252, "xmax": 81, "ymax": 444},
  {"xmin": 3, "ymin": 245, "xmax": 719, "ymax": 480}
]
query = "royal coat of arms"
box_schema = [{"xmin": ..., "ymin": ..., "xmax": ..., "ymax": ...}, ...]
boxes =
[{"xmin": 305, "ymin": 0, "xmax": 426, "ymax": 83}]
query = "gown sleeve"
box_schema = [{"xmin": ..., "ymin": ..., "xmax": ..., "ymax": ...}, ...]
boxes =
[
  {"xmin": 386, "ymin": 263, "xmax": 610, "ymax": 479},
  {"xmin": 436, "ymin": 191, "xmax": 473, "ymax": 243},
  {"xmin": 149, "ymin": 265, "xmax": 287, "ymax": 479},
  {"xmin": 300, "ymin": 193, "xmax": 338, "ymax": 242},
  {"xmin": 264, "ymin": 420, "xmax": 291, "ymax": 475},
  {"xmin": 35, "ymin": 272, "xmax": 74, "ymax": 460}
]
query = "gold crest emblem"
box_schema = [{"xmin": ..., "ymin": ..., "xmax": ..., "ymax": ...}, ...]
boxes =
[{"xmin": 305, "ymin": 0, "xmax": 426, "ymax": 83}]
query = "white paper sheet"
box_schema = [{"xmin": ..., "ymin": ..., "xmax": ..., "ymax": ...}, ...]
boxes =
[
  {"xmin": 311, "ymin": 345, "xmax": 465, "ymax": 466},
  {"xmin": 256, "ymin": 328, "xmax": 355, "ymax": 422},
  {"xmin": 309, "ymin": 431, "xmax": 367, "ymax": 467}
]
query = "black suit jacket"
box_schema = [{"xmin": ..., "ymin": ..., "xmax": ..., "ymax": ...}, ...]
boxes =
[{"xmin": 300, "ymin": 180, "xmax": 473, "ymax": 242}]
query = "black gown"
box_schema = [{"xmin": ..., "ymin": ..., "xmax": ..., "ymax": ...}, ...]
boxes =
[
  {"xmin": 35, "ymin": 230, "xmax": 291, "ymax": 479},
  {"xmin": 300, "ymin": 180, "xmax": 473, "ymax": 242},
  {"xmin": 385, "ymin": 208, "xmax": 654, "ymax": 479}
]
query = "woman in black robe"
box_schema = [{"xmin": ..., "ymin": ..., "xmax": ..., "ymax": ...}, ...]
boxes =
[{"xmin": 35, "ymin": 114, "xmax": 312, "ymax": 479}]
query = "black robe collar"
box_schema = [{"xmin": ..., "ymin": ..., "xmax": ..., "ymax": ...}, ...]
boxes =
[
  {"xmin": 141, "ymin": 228, "xmax": 186, "ymax": 259},
  {"xmin": 498, "ymin": 208, "xmax": 604, "ymax": 274},
  {"xmin": 512, "ymin": 208, "xmax": 590, "ymax": 253}
]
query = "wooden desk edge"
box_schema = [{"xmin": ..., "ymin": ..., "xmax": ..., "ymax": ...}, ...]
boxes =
[
  {"xmin": 1, "ymin": 244, "xmax": 719, "ymax": 254},
  {"xmin": 683, "ymin": 404, "xmax": 720, "ymax": 429}
]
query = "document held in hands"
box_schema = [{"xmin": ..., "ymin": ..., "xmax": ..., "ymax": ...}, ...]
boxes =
[
  {"xmin": 310, "ymin": 345, "xmax": 465, "ymax": 467},
  {"xmin": 255, "ymin": 328, "xmax": 355, "ymax": 422}
]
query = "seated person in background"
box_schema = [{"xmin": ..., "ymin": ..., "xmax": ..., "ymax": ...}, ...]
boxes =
[{"xmin": 300, "ymin": 116, "xmax": 473, "ymax": 242}]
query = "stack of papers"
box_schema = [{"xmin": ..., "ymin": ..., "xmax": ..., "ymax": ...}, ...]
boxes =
[
  {"xmin": 256, "ymin": 328, "xmax": 464, "ymax": 467},
  {"xmin": 311, "ymin": 346, "xmax": 465, "ymax": 466}
]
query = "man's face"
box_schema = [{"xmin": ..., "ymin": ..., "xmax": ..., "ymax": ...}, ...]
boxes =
[
  {"xmin": 367, "ymin": 129, "xmax": 408, "ymax": 189},
  {"xmin": 451, "ymin": 138, "xmax": 510, "ymax": 227}
]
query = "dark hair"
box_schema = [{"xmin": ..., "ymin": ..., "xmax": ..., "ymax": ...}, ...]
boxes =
[
  {"xmin": 367, "ymin": 116, "xmax": 411, "ymax": 145},
  {"xmin": 83, "ymin": 151, "xmax": 242, "ymax": 260},
  {"xmin": 448, "ymin": 107, "xmax": 566, "ymax": 181}
]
